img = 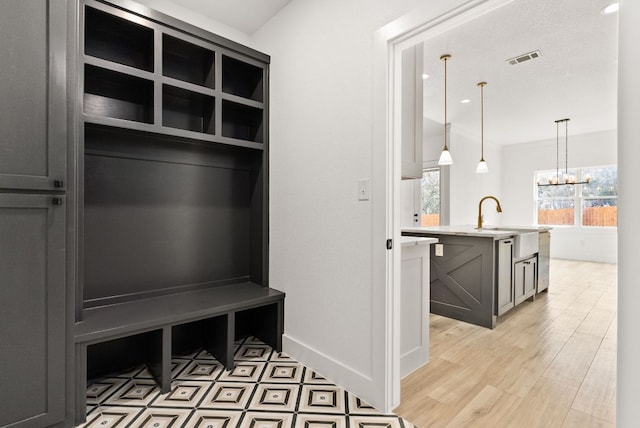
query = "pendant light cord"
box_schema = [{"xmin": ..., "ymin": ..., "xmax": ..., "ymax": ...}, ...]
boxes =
[
  {"xmin": 441, "ymin": 55, "xmax": 450, "ymax": 150},
  {"xmin": 556, "ymin": 120, "xmax": 560, "ymax": 181},
  {"xmin": 479, "ymin": 82, "xmax": 486, "ymax": 161},
  {"xmin": 565, "ymin": 119, "xmax": 569, "ymax": 176}
]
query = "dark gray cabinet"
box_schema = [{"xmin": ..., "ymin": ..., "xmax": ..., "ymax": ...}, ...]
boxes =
[
  {"xmin": 0, "ymin": 195, "xmax": 66, "ymax": 428},
  {"xmin": 1, "ymin": 1, "xmax": 282, "ymax": 425},
  {"xmin": 496, "ymin": 238, "xmax": 514, "ymax": 316},
  {"xmin": 514, "ymin": 256, "xmax": 537, "ymax": 306},
  {"xmin": 0, "ymin": 0, "xmax": 67, "ymax": 192},
  {"xmin": 0, "ymin": 1, "xmax": 68, "ymax": 426}
]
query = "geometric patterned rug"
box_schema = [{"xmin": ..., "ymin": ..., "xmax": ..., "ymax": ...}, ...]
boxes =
[{"xmin": 79, "ymin": 336, "xmax": 417, "ymax": 427}]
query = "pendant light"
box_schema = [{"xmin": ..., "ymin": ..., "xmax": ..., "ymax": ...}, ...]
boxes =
[
  {"xmin": 476, "ymin": 81, "xmax": 489, "ymax": 173},
  {"xmin": 537, "ymin": 118, "xmax": 592, "ymax": 186},
  {"xmin": 438, "ymin": 54, "xmax": 453, "ymax": 165}
]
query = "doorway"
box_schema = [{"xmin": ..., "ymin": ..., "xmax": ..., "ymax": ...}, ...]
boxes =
[{"xmin": 374, "ymin": 0, "xmax": 618, "ymax": 415}]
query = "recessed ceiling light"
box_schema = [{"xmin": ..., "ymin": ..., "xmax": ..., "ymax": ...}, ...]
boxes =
[
  {"xmin": 601, "ymin": 2, "xmax": 618, "ymax": 14},
  {"xmin": 461, "ymin": 99, "xmax": 471, "ymax": 104},
  {"xmin": 422, "ymin": 73, "xmax": 430, "ymax": 79}
]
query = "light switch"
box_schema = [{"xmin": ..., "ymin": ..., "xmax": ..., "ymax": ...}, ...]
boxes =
[
  {"xmin": 435, "ymin": 243, "xmax": 444, "ymax": 257},
  {"xmin": 358, "ymin": 178, "xmax": 370, "ymax": 201}
]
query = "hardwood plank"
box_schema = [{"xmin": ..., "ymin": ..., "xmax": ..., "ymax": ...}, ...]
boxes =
[
  {"xmin": 575, "ymin": 307, "xmax": 616, "ymax": 338},
  {"xmin": 571, "ymin": 344, "xmax": 616, "ymax": 423},
  {"xmin": 444, "ymin": 385, "xmax": 522, "ymax": 428},
  {"xmin": 542, "ymin": 332, "xmax": 602, "ymax": 389},
  {"xmin": 396, "ymin": 394, "xmax": 459, "ymax": 428},
  {"xmin": 561, "ymin": 409, "xmax": 615, "ymax": 428},
  {"xmin": 505, "ymin": 376, "xmax": 578, "ymax": 428}
]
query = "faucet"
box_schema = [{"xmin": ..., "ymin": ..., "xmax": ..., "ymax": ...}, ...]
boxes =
[{"xmin": 477, "ymin": 195, "xmax": 503, "ymax": 229}]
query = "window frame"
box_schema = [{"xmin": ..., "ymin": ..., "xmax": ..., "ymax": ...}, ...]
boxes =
[
  {"xmin": 535, "ymin": 165, "xmax": 617, "ymax": 228},
  {"xmin": 420, "ymin": 162, "xmax": 450, "ymax": 226}
]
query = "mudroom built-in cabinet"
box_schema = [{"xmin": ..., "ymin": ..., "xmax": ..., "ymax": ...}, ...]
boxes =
[
  {"xmin": 0, "ymin": 0, "xmax": 284, "ymax": 426},
  {"xmin": 0, "ymin": 1, "xmax": 68, "ymax": 427}
]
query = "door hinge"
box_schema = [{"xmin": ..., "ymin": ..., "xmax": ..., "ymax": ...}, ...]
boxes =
[
  {"xmin": 386, "ymin": 239, "xmax": 393, "ymax": 250},
  {"xmin": 52, "ymin": 197, "xmax": 63, "ymax": 205}
]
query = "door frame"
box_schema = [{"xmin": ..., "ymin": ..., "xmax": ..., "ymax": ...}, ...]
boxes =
[{"xmin": 372, "ymin": 0, "xmax": 513, "ymax": 411}]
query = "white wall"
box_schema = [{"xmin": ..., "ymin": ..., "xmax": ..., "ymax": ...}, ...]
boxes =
[
  {"xmin": 132, "ymin": 0, "xmax": 252, "ymax": 45},
  {"xmin": 252, "ymin": 0, "xmax": 469, "ymax": 411},
  {"xmin": 501, "ymin": 130, "xmax": 617, "ymax": 263},
  {"xmin": 420, "ymin": 120, "xmax": 504, "ymax": 227},
  {"xmin": 617, "ymin": 0, "xmax": 640, "ymax": 425},
  {"xmin": 448, "ymin": 129, "xmax": 503, "ymax": 226}
]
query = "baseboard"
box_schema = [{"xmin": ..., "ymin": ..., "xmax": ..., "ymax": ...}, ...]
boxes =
[{"xmin": 282, "ymin": 333, "xmax": 383, "ymax": 411}]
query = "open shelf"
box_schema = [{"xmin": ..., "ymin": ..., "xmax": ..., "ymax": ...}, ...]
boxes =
[
  {"xmin": 222, "ymin": 100, "xmax": 263, "ymax": 143},
  {"xmin": 163, "ymin": 34, "xmax": 215, "ymax": 88},
  {"xmin": 163, "ymin": 85, "xmax": 215, "ymax": 134},
  {"xmin": 84, "ymin": 64, "xmax": 153, "ymax": 123},
  {"xmin": 222, "ymin": 55, "xmax": 264, "ymax": 102},
  {"xmin": 84, "ymin": 6, "xmax": 154, "ymax": 72},
  {"xmin": 86, "ymin": 330, "xmax": 163, "ymax": 379}
]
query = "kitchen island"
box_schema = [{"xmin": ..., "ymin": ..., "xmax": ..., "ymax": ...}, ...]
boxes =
[{"xmin": 402, "ymin": 225, "xmax": 551, "ymax": 329}]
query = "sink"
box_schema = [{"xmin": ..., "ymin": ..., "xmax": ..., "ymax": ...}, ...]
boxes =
[
  {"xmin": 481, "ymin": 227, "xmax": 539, "ymax": 257},
  {"xmin": 514, "ymin": 232, "xmax": 538, "ymax": 258}
]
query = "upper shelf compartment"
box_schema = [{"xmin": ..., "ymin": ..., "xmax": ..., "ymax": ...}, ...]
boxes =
[
  {"xmin": 163, "ymin": 34, "xmax": 215, "ymax": 89},
  {"xmin": 222, "ymin": 55, "xmax": 264, "ymax": 103},
  {"xmin": 84, "ymin": 6, "xmax": 154, "ymax": 72}
]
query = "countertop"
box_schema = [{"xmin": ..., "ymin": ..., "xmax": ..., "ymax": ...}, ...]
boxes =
[
  {"xmin": 401, "ymin": 236, "xmax": 438, "ymax": 247},
  {"xmin": 402, "ymin": 225, "xmax": 551, "ymax": 239}
]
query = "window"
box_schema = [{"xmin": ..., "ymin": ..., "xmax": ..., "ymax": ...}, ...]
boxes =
[
  {"xmin": 420, "ymin": 168, "xmax": 440, "ymax": 226},
  {"xmin": 535, "ymin": 166, "xmax": 617, "ymax": 227}
]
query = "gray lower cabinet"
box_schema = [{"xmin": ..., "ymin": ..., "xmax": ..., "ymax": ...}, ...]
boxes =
[
  {"xmin": 514, "ymin": 256, "xmax": 537, "ymax": 306},
  {"xmin": 537, "ymin": 231, "xmax": 550, "ymax": 292},
  {"xmin": 0, "ymin": 0, "xmax": 67, "ymax": 192},
  {"xmin": 0, "ymin": 194, "xmax": 66, "ymax": 427},
  {"xmin": 496, "ymin": 238, "xmax": 515, "ymax": 316}
]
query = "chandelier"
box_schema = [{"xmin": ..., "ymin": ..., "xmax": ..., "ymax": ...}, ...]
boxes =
[{"xmin": 537, "ymin": 118, "xmax": 591, "ymax": 186}]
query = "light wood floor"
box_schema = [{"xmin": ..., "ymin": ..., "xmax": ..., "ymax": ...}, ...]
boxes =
[{"xmin": 394, "ymin": 259, "xmax": 617, "ymax": 428}]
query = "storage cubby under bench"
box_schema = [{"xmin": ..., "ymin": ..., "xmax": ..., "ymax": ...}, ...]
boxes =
[{"xmin": 74, "ymin": 284, "xmax": 283, "ymax": 423}]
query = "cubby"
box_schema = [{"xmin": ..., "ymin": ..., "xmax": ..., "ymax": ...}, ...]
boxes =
[
  {"xmin": 84, "ymin": 6, "xmax": 154, "ymax": 71},
  {"xmin": 86, "ymin": 330, "xmax": 165, "ymax": 381},
  {"xmin": 84, "ymin": 64, "xmax": 153, "ymax": 123},
  {"xmin": 222, "ymin": 55, "xmax": 264, "ymax": 102},
  {"xmin": 163, "ymin": 34, "xmax": 215, "ymax": 88},
  {"xmin": 222, "ymin": 100, "xmax": 264, "ymax": 143},
  {"xmin": 162, "ymin": 85, "xmax": 215, "ymax": 134}
]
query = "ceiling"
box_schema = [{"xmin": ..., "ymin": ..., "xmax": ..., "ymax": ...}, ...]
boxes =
[
  {"xmin": 165, "ymin": 0, "xmax": 617, "ymax": 146},
  {"xmin": 421, "ymin": 0, "xmax": 618, "ymax": 145},
  {"xmin": 166, "ymin": 0, "xmax": 293, "ymax": 34}
]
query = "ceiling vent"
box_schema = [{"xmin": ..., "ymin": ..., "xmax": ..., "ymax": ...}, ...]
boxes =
[{"xmin": 506, "ymin": 50, "xmax": 541, "ymax": 65}]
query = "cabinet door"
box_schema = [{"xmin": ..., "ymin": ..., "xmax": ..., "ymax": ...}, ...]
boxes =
[
  {"xmin": 401, "ymin": 44, "xmax": 423, "ymax": 179},
  {"xmin": 0, "ymin": 194, "xmax": 66, "ymax": 427},
  {"xmin": 514, "ymin": 260, "xmax": 527, "ymax": 306},
  {"xmin": 400, "ymin": 179, "xmax": 421, "ymax": 228},
  {"xmin": 400, "ymin": 242, "xmax": 430, "ymax": 378},
  {"xmin": 497, "ymin": 239, "xmax": 514, "ymax": 316},
  {"xmin": 514, "ymin": 258, "xmax": 536, "ymax": 306},
  {"xmin": 0, "ymin": 0, "xmax": 67, "ymax": 191},
  {"xmin": 524, "ymin": 258, "xmax": 537, "ymax": 299},
  {"xmin": 537, "ymin": 231, "xmax": 550, "ymax": 292}
]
